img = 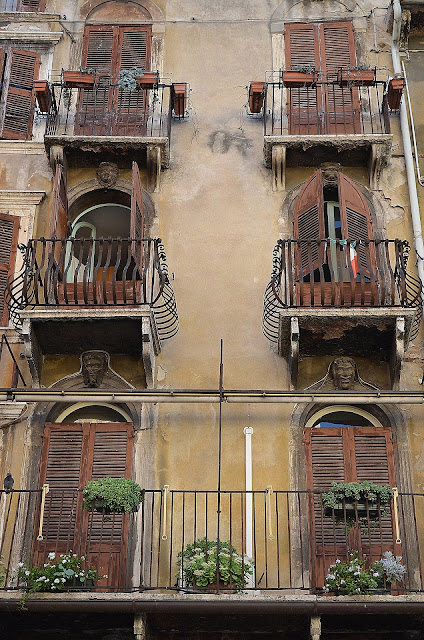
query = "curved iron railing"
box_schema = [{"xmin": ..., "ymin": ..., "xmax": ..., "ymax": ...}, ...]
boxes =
[
  {"xmin": 6, "ymin": 237, "xmax": 178, "ymax": 342},
  {"xmin": 263, "ymin": 238, "xmax": 422, "ymax": 343}
]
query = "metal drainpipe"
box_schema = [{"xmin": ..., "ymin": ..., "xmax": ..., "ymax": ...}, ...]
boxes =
[{"xmin": 391, "ymin": 0, "xmax": 424, "ymax": 293}]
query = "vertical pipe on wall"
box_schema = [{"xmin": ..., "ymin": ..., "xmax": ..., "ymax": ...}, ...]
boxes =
[
  {"xmin": 244, "ymin": 426, "xmax": 254, "ymax": 587},
  {"xmin": 391, "ymin": 0, "xmax": 424, "ymax": 295}
]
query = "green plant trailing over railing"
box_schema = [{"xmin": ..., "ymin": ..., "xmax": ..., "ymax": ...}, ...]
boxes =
[
  {"xmin": 82, "ymin": 477, "xmax": 143, "ymax": 513},
  {"xmin": 177, "ymin": 537, "xmax": 253, "ymax": 590},
  {"xmin": 324, "ymin": 550, "xmax": 406, "ymax": 594},
  {"xmin": 322, "ymin": 481, "xmax": 392, "ymax": 513},
  {"xmin": 118, "ymin": 67, "xmax": 143, "ymax": 91},
  {"xmin": 16, "ymin": 552, "xmax": 102, "ymax": 609}
]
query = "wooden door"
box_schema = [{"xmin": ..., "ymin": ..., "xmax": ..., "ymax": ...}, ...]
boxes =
[
  {"xmin": 305, "ymin": 425, "xmax": 400, "ymax": 591},
  {"xmin": 285, "ymin": 21, "xmax": 359, "ymax": 135},
  {"xmin": 33, "ymin": 422, "xmax": 134, "ymax": 589},
  {"xmin": 76, "ymin": 25, "xmax": 151, "ymax": 136}
]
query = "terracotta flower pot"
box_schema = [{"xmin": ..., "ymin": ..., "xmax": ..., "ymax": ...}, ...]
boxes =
[
  {"xmin": 387, "ymin": 77, "xmax": 405, "ymax": 110},
  {"xmin": 137, "ymin": 72, "xmax": 159, "ymax": 89},
  {"xmin": 248, "ymin": 81, "xmax": 265, "ymax": 113},
  {"xmin": 338, "ymin": 68, "xmax": 375, "ymax": 87},
  {"xmin": 173, "ymin": 83, "xmax": 187, "ymax": 116},
  {"xmin": 281, "ymin": 70, "xmax": 316, "ymax": 88},
  {"xmin": 63, "ymin": 71, "xmax": 95, "ymax": 89},
  {"xmin": 34, "ymin": 80, "xmax": 52, "ymax": 112}
]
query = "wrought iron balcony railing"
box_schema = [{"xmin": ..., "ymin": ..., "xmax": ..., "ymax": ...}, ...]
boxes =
[
  {"xmin": 6, "ymin": 237, "xmax": 179, "ymax": 341},
  {"xmin": 263, "ymin": 239, "xmax": 422, "ymax": 343},
  {"xmin": 44, "ymin": 75, "xmax": 175, "ymax": 139},
  {"xmin": 0, "ymin": 488, "xmax": 422, "ymax": 594},
  {"xmin": 262, "ymin": 73, "xmax": 390, "ymax": 137}
]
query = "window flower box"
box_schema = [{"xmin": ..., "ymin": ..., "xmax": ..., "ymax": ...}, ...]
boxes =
[
  {"xmin": 248, "ymin": 81, "xmax": 265, "ymax": 113},
  {"xmin": 338, "ymin": 68, "xmax": 376, "ymax": 87},
  {"xmin": 63, "ymin": 70, "xmax": 95, "ymax": 89},
  {"xmin": 34, "ymin": 80, "xmax": 52, "ymax": 113},
  {"xmin": 172, "ymin": 82, "xmax": 188, "ymax": 116},
  {"xmin": 387, "ymin": 77, "xmax": 405, "ymax": 110},
  {"xmin": 324, "ymin": 500, "xmax": 379, "ymax": 519},
  {"xmin": 136, "ymin": 71, "xmax": 159, "ymax": 89},
  {"xmin": 281, "ymin": 70, "xmax": 316, "ymax": 88}
]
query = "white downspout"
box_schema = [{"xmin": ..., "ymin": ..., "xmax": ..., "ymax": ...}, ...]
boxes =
[
  {"xmin": 243, "ymin": 426, "xmax": 255, "ymax": 588},
  {"xmin": 391, "ymin": 0, "xmax": 424, "ymax": 292}
]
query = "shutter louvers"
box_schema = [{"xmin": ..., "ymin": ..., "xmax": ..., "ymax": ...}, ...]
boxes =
[
  {"xmin": 131, "ymin": 161, "xmax": 144, "ymax": 238},
  {"xmin": 19, "ymin": 0, "xmax": 46, "ymax": 11},
  {"xmin": 0, "ymin": 213, "xmax": 19, "ymax": 326},
  {"xmin": 3, "ymin": 49, "xmax": 39, "ymax": 140},
  {"xmin": 338, "ymin": 172, "xmax": 373, "ymax": 271},
  {"xmin": 293, "ymin": 170, "xmax": 325, "ymax": 274}
]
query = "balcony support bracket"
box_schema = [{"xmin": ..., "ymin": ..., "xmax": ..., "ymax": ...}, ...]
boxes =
[
  {"xmin": 48, "ymin": 144, "xmax": 64, "ymax": 170},
  {"xmin": 369, "ymin": 141, "xmax": 389, "ymax": 190},
  {"xmin": 142, "ymin": 315, "xmax": 160, "ymax": 388},
  {"xmin": 147, "ymin": 144, "xmax": 161, "ymax": 192},
  {"xmin": 21, "ymin": 318, "xmax": 42, "ymax": 387},
  {"xmin": 310, "ymin": 615, "xmax": 321, "ymax": 640},
  {"xmin": 134, "ymin": 613, "xmax": 150, "ymax": 640},
  {"xmin": 391, "ymin": 315, "xmax": 406, "ymax": 389},
  {"xmin": 288, "ymin": 317, "xmax": 299, "ymax": 389},
  {"xmin": 272, "ymin": 143, "xmax": 286, "ymax": 192}
]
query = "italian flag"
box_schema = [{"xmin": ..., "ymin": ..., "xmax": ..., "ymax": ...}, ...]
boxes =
[{"xmin": 350, "ymin": 243, "xmax": 359, "ymax": 277}]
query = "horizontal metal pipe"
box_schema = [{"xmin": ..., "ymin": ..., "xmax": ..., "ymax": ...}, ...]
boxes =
[{"xmin": 0, "ymin": 389, "xmax": 424, "ymax": 404}]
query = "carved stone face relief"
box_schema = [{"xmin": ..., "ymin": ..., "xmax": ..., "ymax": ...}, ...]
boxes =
[
  {"xmin": 81, "ymin": 350, "xmax": 109, "ymax": 387},
  {"xmin": 305, "ymin": 357, "xmax": 379, "ymax": 391},
  {"xmin": 96, "ymin": 162, "xmax": 119, "ymax": 188},
  {"xmin": 321, "ymin": 163, "xmax": 342, "ymax": 186}
]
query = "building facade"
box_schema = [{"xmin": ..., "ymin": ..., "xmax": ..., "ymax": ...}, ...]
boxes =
[{"xmin": 0, "ymin": 0, "xmax": 424, "ymax": 638}]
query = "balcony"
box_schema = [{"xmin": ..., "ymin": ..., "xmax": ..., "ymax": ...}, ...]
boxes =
[
  {"xmin": 259, "ymin": 72, "xmax": 392, "ymax": 190},
  {"xmin": 0, "ymin": 488, "xmax": 422, "ymax": 601},
  {"xmin": 42, "ymin": 74, "xmax": 184, "ymax": 191},
  {"xmin": 7, "ymin": 237, "xmax": 178, "ymax": 384},
  {"xmin": 263, "ymin": 239, "xmax": 421, "ymax": 387}
]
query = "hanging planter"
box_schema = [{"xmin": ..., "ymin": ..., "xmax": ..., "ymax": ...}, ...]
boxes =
[
  {"xmin": 63, "ymin": 70, "xmax": 95, "ymax": 89},
  {"xmin": 387, "ymin": 76, "xmax": 405, "ymax": 110},
  {"xmin": 338, "ymin": 67, "xmax": 376, "ymax": 87},
  {"xmin": 34, "ymin": 80, "xmax": 52, "ymax": 113},
  {"xmin": 248, "ymin": 81, "xmax": 265, "ymax": 113},
  {"xmin": 172, "ymin": 82, "xmax": 188, "ymax": 116},
  {"xmin": 82, "ymin": 477, "xmax": 143, "ymax": 513},
  {"xmin": 136, "ymin": 71, "xmax": 159, "ymax": 89},
  {"xmin": 281, "ymin": 69, "xmax": 316, "ymax": 88},
  {"xmin": 322, "ymin": 481, "xmax": 392, "ymax": 525}
]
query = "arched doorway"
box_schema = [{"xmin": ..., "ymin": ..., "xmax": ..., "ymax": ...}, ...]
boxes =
[
  {"xmin": 33, "ymin": 410, "xmax": 135, "ymax": 590},
  {"xmin": 304, "ymin": 407, "xmax": 400, "ymax": 590}
]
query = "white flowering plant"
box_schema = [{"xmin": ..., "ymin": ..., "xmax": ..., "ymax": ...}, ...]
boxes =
[
  {"xmin": 373, "ymin": 551, "xmax": 406, "ymax": 586},
  {"xmin": 324, "ymin": 552, "xmax": 380, "ymax": 595},
  {"xmin": 17, "ymin": 551, "xmax": 102, "ymax": 595},
  {"xmin": 177, "ymin": 537, "xmax": 253, "ymax": 590}
]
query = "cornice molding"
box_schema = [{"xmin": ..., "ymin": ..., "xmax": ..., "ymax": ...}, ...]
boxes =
[
  {"xmin": 0, "ymin": 29, "xmax": 62, "ymax": 43},
  {"xmin": 0, "ymin": 191, "xmax": 46, "ymax": 206},
  {"xmin": 0, "ymin": 141, "xmax": 45, "ymax": 154}
]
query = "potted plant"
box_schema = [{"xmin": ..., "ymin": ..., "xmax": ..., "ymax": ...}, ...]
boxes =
[
  {"xmin": 248, "ymin": 81, "xmax": 265, "ymax": 113},
  {"xmin": 34, "ymin": 80, "xmax": 52, "ymax": 113},
  {"xmin": 322, "ymin": 481, "xmax": 392, "ymax": 521},
  {"xmin": 118, "ymin": 67, "xmax": 143, "ymax": 92},
  {"xmin": 82, "ymin": 477, "xmax": 143, "ymax": 513},
  {"xmin": 324, "ymin": 552, "xmax": 382, "ymax": 595},
  {"xmin": 338, "ymin": 66, "xmax": 376, "ymax": 87},
  {"xmin": 373, "ymin": 551, "xmax": 406, "ymax": 592},
  {"xmin": 63, "ymin": 68, "xmax": 95, "ymax": 89},
  {"xmin": 17, "ymin": 552, "xmax": 103, "ymax": 609},
  {"xmin": 177, "ymin": 537, "xmax": 253, "ymax": 591},
  {"xmin": 137, "ymin": 70, "xmax": 159, "ymax": 89},
  {"xmin": 281, "ymin": 66, "xmax": 317, "ymax": 88}
]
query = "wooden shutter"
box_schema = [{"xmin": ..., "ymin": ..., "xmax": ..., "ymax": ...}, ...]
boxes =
[
  {"xmin": 321, "ymin": 22, "xmax": 359, "ymax": 133},
  {"xmin": 293, "ymin": 169, "xmax": 325, "ymax": 274},
  {"xmin": 36, "ymin": 422, "xmax": 133, "ymax": 587},
  {"xmin": 49, "ymin": 163, "xmax": 68, "ymax": 238},
  {"xmin": 285, "ymin": 24, "xmax": 321, "ymax": 134},
  {"xmin": 305, "ymin": 425, "xmax": 398, "ymax": 589},
  {"xmin": 2, "ymin": 49, "xmax": 39, "ymax": 140},
  {"xmin": 338, "ymin": 172, "xmax": 373, "ymax": 272},
  {"xmin": 0, "ymin": 213, "xmax": 19, "ymax": 326},
  {"xmin": 131, "ymin": 161, "xmax": 144, "ymax": 238},
  {"xmin": 18, "ymin": 0, "xmax": 46, "ymax": 10}
]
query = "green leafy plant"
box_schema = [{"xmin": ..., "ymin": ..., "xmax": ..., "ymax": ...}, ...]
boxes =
[
  {"xmin": 177, "ymin": 537, "xmax": 253, "ymax": 590},
  {"xmin": 293, "ymin": 65, "xmax": 316, "ymax": 74},
  {"xmin": 17, "ymin": 551, "xmax": 103, "ymax": 609},
  {"xmin": 324, "ymin": 552, "xmax": 380, "ymax": 595},
  {"xmin": 322, "ymin": 481, "xmax": 392, "ymax": 512},
  {"xmin": 118, "ymin": 67, "xmax": 143, "ymax": 91},
  {"xmin": 82, "ymin": 477, "xmax": 143, "ymax": 513}
]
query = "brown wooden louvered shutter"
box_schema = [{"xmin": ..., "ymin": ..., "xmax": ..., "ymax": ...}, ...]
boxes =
[
  {"xmin": 131, "ymin": 161, "xmax": 144, "ymax": 238},
  {"xmin": 305, "ymin": 425, "xmax": 398, "ymax": 589},
  {"xmin": 338, "ymin": 172, "xmax": 374, "ymax": 272},
  {"xmin": 2, "ymin": 49, "xmax": 39, "ymax": 140},
  {"xmin": 285, "ymin": 24, "xmax": 321, "ymax": 134},
  {"xmin": 49, "ymin": 163, "xmax": 68, "ymax": 238},
  {"xmin": 321, "ymin": 22, "xmax": 359, "ymax": 133},
  {"xmin": 0, "ymin": 213, "xmax": 19, "ymax": 326},
  {"xmin": 18, "ymin": 0, "xmax": 46, "ymax": 11},
  {"xmin": 293, "ymin": 169, "xmax": 325, "ymax": 275}
]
